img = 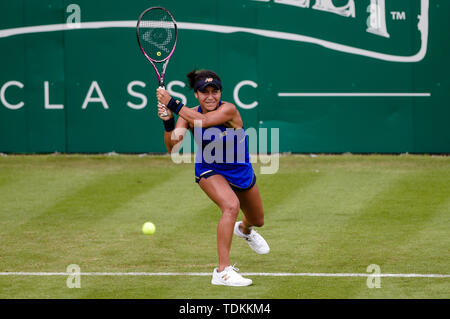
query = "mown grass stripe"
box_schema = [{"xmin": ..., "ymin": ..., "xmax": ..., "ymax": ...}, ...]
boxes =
[
  {"xmin": 314, "ymin": 170, "xmax": 450, "ymax": 298},
  {"xmin": 325, "ymin": 170, "xmax": 450, "ymax": 260},
  {"xmin": 16, "ymin": 167, "xmax": 178, "ymax": 230},
  {"xmin": 0, "ymin": 169, "xmax": 106, "ymax": 233},
  {"xmin": 259, "ymin": 169, "xmax": 403, "ymax": 269},
  {"xmin": 0, "ymin": 165, "xmax": 183, "ymax": 270}
]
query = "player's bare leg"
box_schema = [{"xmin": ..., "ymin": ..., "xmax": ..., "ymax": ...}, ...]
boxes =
[
  {"xmin": 199, "ymin": 175, "xmax": 253, "ymax": 286},
  {"xmin": 234, "ymin": 184, "xmax": 270, "ymax": 254},
  {"xmin": 198, "ymin": 175, "xmax": 239, "ymax": 272},
  {"xmin": 235, "ymin": 184, "xmax": 264, "ymax": 234}
]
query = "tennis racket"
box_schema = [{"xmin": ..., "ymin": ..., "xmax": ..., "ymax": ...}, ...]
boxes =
[{"xmin": 136, "ymin": 7, "xmax": 178, "ymax": 117}]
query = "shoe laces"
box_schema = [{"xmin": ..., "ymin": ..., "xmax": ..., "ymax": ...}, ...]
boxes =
[
  {"xmin": 220, "ymin": 264, "xmax": 240, "ymax": 280},
  {"xmin": 228, "ymin": 263, "xmax": 239, "ymax": 272},
  {"xmin": 247, "ymin": 229, "xmax": 261, "ymax": 243}
]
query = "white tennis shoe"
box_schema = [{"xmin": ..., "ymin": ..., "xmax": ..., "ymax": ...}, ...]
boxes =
[
  {"xmin": 211, "ymin": 265, "xmax": 252, "ymax": 287},
  {"xmin": 234, "ymin": 221, "xmax": 270, "ymax": 254}
]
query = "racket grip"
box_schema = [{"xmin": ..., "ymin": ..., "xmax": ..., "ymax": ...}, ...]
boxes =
[{"xmin": 158, "ymin": 85, "xmax": 169, "ymax": 117}]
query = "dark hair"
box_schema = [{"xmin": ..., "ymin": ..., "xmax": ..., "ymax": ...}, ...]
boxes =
[{"xmin": 187, "ymin": 69, "xmax": 222, "ymax": 91}]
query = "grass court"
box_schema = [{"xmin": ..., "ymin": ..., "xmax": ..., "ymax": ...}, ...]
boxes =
[{"xmin": 0, "ymin": 154, "xmax": 448, "ymax": 298}]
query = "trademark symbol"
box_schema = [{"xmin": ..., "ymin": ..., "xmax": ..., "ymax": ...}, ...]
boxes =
[{"xmin": 391, "ymin": 11, "xmax": 406, "ymax": 20}]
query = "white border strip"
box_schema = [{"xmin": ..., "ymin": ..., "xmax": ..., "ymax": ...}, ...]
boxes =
[
  {"xmin": 278, "ymin": 93, "xmax": 431, "ymax": 97},
  {"xmin": 0, "ymin": 272, "xmax": 448, "ymax": 278}
]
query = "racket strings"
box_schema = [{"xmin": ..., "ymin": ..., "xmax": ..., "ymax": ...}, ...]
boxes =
[{"xmin": 138, "ymin": 9, "xmax": 176, "ymax": 61}]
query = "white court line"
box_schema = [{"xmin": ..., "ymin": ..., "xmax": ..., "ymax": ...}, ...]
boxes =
[
  {"xmin": 278, "ymin": 93, "xmax": 431, "ymax": 97},
  {"xmin": 0, "ymin": 272, "xmax": 449, "ymax": 278}
]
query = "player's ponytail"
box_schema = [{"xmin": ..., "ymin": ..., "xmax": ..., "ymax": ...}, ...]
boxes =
[{"xmin": 187, "ymin": 69, "xmax": 198, "ymax": 89}]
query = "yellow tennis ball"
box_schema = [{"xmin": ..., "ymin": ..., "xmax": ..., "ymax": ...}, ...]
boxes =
[
  {"xmin": 142, "ymin": 222, "xmax": 156, "ymax": 235},
  {"xmin": 157, "ymin": 51, "xmax": 161, "ymax": 56}
]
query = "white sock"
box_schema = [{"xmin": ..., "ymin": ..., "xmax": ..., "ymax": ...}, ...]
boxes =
[{"xmin": 238, "ymin": 222, "xmax": 252, "ymax": 237}]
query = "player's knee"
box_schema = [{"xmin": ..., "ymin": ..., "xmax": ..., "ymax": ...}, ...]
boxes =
[
  {"xmin": 253, "ymin": 216, "xmax": 264, "ymax": 227},
  {"xmin": 247, "ymin": 210, "xmax": 264, "ymax": 227},
  {"xmin": 221, "ymin": 200, "xmax": 240, "ymax": 219}
]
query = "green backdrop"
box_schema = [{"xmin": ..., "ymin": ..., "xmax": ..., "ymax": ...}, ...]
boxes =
[{"xmin": 0, "ymin": 0, "xmax": 448, "ymax": 153}]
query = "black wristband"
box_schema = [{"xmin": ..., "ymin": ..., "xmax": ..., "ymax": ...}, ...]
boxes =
[
  {"xmin": 166, "ymin": 98, "xmax": 184, "ymax": 114},
  {"xmin": 162, "ymin": 117, "xmax": 175, "ymax": 132}
]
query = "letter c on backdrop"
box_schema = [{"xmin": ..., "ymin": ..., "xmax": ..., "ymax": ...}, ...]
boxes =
[
  {"xmin": 233, "ymin": 80, "xmax": 258, "ymax": 110},
  {"xmin": 1, "ymin": 81, "xmax": 24, "ymax": 110}
]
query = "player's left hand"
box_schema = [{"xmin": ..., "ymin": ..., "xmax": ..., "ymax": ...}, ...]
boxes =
[{"xmin": 157, "ymin": 103, "xmax": 173, "ymax": 121}]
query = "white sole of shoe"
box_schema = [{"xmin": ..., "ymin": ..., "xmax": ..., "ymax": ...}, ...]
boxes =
[
  {"xmin": 253, "ymin": 247, "xmax": 270, "ymax": 255},
  {"xmin": 211, "ymin": 279, "xmax": 252, "ymax": 287}
]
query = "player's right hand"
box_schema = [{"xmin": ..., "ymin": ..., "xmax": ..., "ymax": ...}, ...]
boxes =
[{"xmin": 158, "ymin": 103, "xmax": 173, "ymax": 121}]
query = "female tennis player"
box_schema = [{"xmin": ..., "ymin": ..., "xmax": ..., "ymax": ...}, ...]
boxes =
[{"xmin": 156, "ymin": 69, "xmax": 269, "ymax": 287}]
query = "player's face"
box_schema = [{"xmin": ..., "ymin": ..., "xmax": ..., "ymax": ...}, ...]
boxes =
[{"xmin": 195, "ymin": 86, "xmax": 221, "ymax": 112}]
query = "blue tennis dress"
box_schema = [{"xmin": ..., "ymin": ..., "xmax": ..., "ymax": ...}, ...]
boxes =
[{"xmin": 194, "ymin": 104, "xmax": 256, "ymax": 191}]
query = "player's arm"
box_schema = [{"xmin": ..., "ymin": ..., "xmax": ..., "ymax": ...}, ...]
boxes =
[
  {"xmin": 178, "ymin": 102, "xmax": 236, "ymax": 128},
  {"xmin": 158, "ymin": 105, "xmax": 189, "ymax": 153},
  {"xmin": 156, "ymin": 88, "xmax": 236, "ymax": 128}
]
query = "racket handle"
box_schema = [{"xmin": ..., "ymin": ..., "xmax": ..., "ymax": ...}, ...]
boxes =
[{"xmin": 158, "ymin": 85, "xmax": 169, "ymax": 117}]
